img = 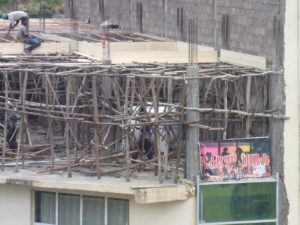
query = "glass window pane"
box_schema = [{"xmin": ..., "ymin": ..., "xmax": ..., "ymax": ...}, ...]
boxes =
[
  {"xmin": 107, "ymin": 198, "xmax": 129, "ymax": 225},
  {"xmin": 58, "ymin": 193, "xmax": 80, "ymax": 225},
  {"xmin": 83, "ymin": 196, "xmax": 105, "ymax": 225},
  {"xmin": 201, "ymin": 182, "xmax": 276, "ymax": 223},
  {"xmin": 35, "ymin": 191, "xmax": 56, "ymax": 224}
]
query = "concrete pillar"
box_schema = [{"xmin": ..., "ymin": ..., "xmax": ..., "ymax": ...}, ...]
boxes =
[
  {"xmin": 101, "ymin": 29, "xmax": 112, "ymax": 157},
  {"xmin": 213, "ymin": 0, "xmax": 218, "ymax": 50},
  {"xmin": 163, "ymin": 0, "xmax": 168, "ymax": 38},
  {"xmin": 186, "ymin": 66, "xmax": 200, "ymax": 181},
  {"xmin": 283, "ymin": 0, "xmax": 300, "ymax": 224},
  {"xmin": 269, "ymin": 71, "xmax": 288, "ymax": 224}
]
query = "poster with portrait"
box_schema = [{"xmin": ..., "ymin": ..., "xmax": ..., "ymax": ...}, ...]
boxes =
[{"xmin": 199, "ymin": 138, "xmax": 271, "ymax": 182}]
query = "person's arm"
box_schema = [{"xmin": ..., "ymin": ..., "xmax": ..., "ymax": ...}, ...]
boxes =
[
  {"xmin": 8, "ymin": 23, "xmax": 13, "ymax": 34},
  {"xmin": 8, "ymin": 16, "xmax": 13, "ymax": 34},
  {"xmin": 8, "ymin": 21, "xmax": 19, "ymax": 34},
  {"xmin": 11, "ymin": 20, "xmax": 19, "ymax": 29}
]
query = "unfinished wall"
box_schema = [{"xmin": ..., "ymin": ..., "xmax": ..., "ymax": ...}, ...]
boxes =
[
  {"xmin": 65, "ymin": 0, "xmax": 282, "ymax": 65},
  {"xmin": 0, "ymin": 184, "xmax": 31, "ymax": 225}
]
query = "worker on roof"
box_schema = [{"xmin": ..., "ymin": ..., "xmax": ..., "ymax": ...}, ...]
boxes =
[
  {"xmin": 2, "ymin": 11, "xmax": 29, "ymax": 34},
  {"xmin": 17, "ymin": 17, "xmax": 42, "ymax": 54}
]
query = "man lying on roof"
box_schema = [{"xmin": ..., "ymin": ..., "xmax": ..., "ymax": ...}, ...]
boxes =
[
  {"xmin": 17, "ymin": 17, "xmax": 42, "ymax": 54},
  {"xmin": 2, "ymin": 11, "xmax": 29, "ymax": 34}
]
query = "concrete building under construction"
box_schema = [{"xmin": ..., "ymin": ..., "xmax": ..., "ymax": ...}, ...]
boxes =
[
  {"xmin": 0, "ymin": 0, "xmax": 298, "ymax": 225},
  {"xmin": 63, "ymin": 1, "xmax": 299, "ymax": 224}
]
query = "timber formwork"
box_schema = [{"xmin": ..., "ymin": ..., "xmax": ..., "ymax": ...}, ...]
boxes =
[
  {"xmin": 0, "ymin": 55, "xmax": 286, "ymax": 183},
  {"xmin": 0, "ymin": 18, "xmax": 164, "ymax": 43}
]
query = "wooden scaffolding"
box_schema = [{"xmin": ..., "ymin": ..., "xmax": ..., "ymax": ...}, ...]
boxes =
[{"xmin": 0, "ymin": 55, "xmax": 286, "ymax": 183}]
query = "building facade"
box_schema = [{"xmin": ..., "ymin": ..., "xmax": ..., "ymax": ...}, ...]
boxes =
[
  {"xmin": 0, "ymin": 0, "xmax": 298, "ymax": 225},
  {"xmin": 64, "ymin": 0, "xmax": 300, "ymax": 224},
  {"xmin": 0, "ymin": 179, "xmax": 195, "ymax": 225}
]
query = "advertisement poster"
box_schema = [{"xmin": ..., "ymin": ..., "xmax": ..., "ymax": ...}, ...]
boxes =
[{"xmin": 199, "ymin": 138, "xmax": 271, "ymax": 182}]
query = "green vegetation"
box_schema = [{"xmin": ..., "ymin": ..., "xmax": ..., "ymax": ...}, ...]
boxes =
[{"xmin": 0, "ymin": 0, "xmax": 64, "ymax": 18}]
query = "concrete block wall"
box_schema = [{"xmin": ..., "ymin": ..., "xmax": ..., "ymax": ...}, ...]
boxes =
[
  {"xmin": 164, "ymin": 0, "xmax": 215, "ymax": 45},
  {"xmin": 89, "ymin": 0, "xmax": 101, "ymax": 24},
  {"xmin": 106, "ymin": 0, "xmax": 131, "ymax": 30},
  {"xmin": 215, "ymin": 0, "xmax": 280, "ymax": 64},
  {"xmin": 64, "ymin": 0, "xmax": 282, "ymax": 64},
  {"xmin": 65, "ymin": 0, "xmax": 91, "ymax": 21}
]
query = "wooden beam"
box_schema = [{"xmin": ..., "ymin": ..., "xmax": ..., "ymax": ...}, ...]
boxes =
[
  {"xmin": 0, "ymin": 41, "xmax": 217, "ymax": 63},
  {"xmin": 111, "ymin": 42, "xmax": 178, "ymax": 51},
  {"xmin": 77, "ymin": 41, "xmax": 217, "ymax": 63},
  {"xmin": 0, "ymin": 42, "xmax": 70, "ymax": 55},
  {"xmin": 220, "ymin": 49, "xmax": 267, "ymax": 69}
]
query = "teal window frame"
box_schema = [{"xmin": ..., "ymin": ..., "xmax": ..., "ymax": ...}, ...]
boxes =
[
  {"xmin": 34, "ymin": 191, "xmax": 129, "ymax": 225},
  {"xmin": 196, "ymin": 174, "xmax": 279, "ymax": 225}
]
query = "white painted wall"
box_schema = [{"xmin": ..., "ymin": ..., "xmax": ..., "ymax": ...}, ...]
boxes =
[
  {"xmin": 0, "ymin": 184, "xmax": 31, "ymax": 225},
  {"xmin": 0, "ymin": 184, "xmax": 194, "ymax": 225},
  {"xmin": 130, "ymin": 197, "xmax": 195, "ymax": 225},
  {"xmin": 284, "ymin": 0, "xmax": 300, "ymax": 224}
]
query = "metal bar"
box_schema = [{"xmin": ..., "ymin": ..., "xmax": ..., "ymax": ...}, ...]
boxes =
[
  {"xmin": 199, "ymin": 219, "xmax": 277, "ymax": 225},
  {"xmin": 188, "ymin": 19, "xmax": 191, "ymax": 64},
  {"xmin": 55, "ymin": 192, "xmax": 58, "ymax": 225},
  {"xmin": 35, "ymin": 223, "xmax": 55, "ymax": 225},
  {"xmin": 200, "ymin": 177, "xmax": 277, "ymax": 186},
  {"xmin": 196, "ymin": 176, "xmax": 200, "ymax": 225},
  {"xmin": 226, "ymin": 136, "xmax": 269, "ymax": 140},
  {"xmin": 180, "ymin": 8, "xmax": 183, "ymax": 40},
  {"xmin": 105, "ymin": 197, "xmax": 108, "ymax": 225},
  {"xmin": 276, "ymin": 172, "xmax": 279, "ymax": 225},
  {"xmin": 80, "ymin": 195, "xmax": 83, "ymax": 225},
  {"xmin": 196, "ymin": 19, "xmax": 198, "ymax": 63},
  {"xmin": 200, "ymin": 191, "xmax": 203, "ymax": 223}
]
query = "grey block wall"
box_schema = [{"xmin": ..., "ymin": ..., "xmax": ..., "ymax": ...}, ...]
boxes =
[
  {"xmin": 215, "ymin": 0, "xmax": 281, "ymax": 64},
  {"xmin": 65, "ymin": 0, "xmax": 282, "ymax": 64}
]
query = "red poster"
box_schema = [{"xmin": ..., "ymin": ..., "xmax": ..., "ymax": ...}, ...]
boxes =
[{"xmin": 199, "ymin": 138, "xmax": 271, "ymax": 182}]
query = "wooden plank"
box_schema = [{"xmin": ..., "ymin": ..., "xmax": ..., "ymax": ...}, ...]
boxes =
[
  {"xmin": 0, "ymin": 42, "xmax": 70, "ymax": 55},
  {"xmin": 76, "ymin": 41, "xmax": 217, "ymax": 63},
  {"xmin": 111, "ymin": 41, "xmax": 177, "ymax": 51},
  {"xmin": 73, "ymin": 51, "xmax": 100, "ymax": 61},
  {"xmin": 220, "ymin": 49, "xmax": 267, "ymax": 69},
  {"xmin": 0, "ymin": 41, "xmax": 217, "ymax": 63},
  {"xmin": 34, "ymin": 43, "xmax": 70, "ymax": 54},
  {"xmin": 33, "ymin": 32, "xmax": 73, "ymax": 42},
  {"xmin": 110, "ymin": 50, "xmax": 217, "ymax": 64}
]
